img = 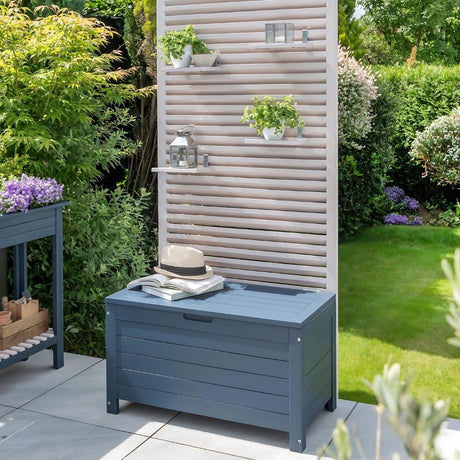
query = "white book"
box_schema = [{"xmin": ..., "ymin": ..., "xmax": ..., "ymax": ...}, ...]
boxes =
[
  {"xmin": 140, "ymin": 281, "xmax": 224, "ymax": 301},
  {"xmin": 127, "ymin": 274, "xmax": 225, "ymax": 296}
]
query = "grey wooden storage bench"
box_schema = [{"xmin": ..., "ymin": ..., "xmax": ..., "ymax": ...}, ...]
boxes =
[{"xmin": 105, "ymin": 282, "xmax": 336, "ymax": 452}]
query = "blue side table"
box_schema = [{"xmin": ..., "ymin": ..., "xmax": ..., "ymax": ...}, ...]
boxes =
[{"xmin": 0, "ymin": 201, "xmax": 68, "ymax": 370}]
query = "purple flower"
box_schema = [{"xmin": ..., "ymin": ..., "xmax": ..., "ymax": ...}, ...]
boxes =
[
  {"xmin": 384, "ymin": 186, "xmax": 405, "ymax": 203},
  {"xmin": 0, "ymin": 175, "xmax": 64, "ymax": 214},
  {"xmin": 403, "ymin": 196, "xmax": 420, "ymax": 211},
  {"xmin": 384, "ymin": 213, "xmax": 410, "ymax": 225},
  {"xmin": 410, "ymin": 217, "xmax": 423, "ymax": 226}
]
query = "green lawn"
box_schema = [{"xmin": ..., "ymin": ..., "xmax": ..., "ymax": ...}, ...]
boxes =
[{"xmin": 339, "ymin": 226, "xmax": 460, "ymax": 418}]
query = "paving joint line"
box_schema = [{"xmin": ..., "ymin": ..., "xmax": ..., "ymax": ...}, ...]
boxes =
[
  {"xmin": 10, "ymin": 405, "xmax": 152, "ymax": 437},
  {"xmin": 15, "ymin": 355, "xmax": 103, "ymax": 410}
]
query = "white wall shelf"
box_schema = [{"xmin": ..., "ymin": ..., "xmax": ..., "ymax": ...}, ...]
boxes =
[
  {"xmin": 249, "ymin": 43, "xmax": 321, "ymax": 51},
  {"xmin": 244, "ymin": 138, "xmax": 310, "ymax": 146},
  {"xmin": 162, "ymin": 66, "xmax": 222, "ymax": 74},
  {"xmin": 151, "ymin": 167, "xmax": 209, "ymax": 174}
]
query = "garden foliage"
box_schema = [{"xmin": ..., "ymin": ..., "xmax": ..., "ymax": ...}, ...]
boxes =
[
  {"xmin": 0, "ymin": 2, "xmax": 149, "ymax": 191},
  {"xmin": 337, "ymin": 47, "xmax": 394, "ymax": 238},
  {"xmin": 0, "ymin": 2, "xmax": 152, "ymax": 357},
  {"xmin": 360, "ymin": 0, "xmax": 460, "ymax": 64},
  {"xmin": 409, "ymin": 108, "xmax": 460, "ymax": 187},
  {"xmin": 377, "ymin": 65, "xmax": 460, "ymax": 202},
  {"xmin": 338, "ymin": 47, "xmax": 378, "ymax": 150}
]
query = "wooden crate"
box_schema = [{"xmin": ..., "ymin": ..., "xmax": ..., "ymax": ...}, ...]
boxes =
[
  {"xmin": 0, "ymin": 309, "xmax": 48, "ymax": 350},
  {"xmin": 7, "ymin": 299, "xmax": 39, "ymax": 322}
]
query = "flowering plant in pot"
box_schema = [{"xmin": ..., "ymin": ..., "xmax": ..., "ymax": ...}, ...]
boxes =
[
  {"xmin": 241, "ymin": 95, "xmax": 304, "ymax": 140},
  {"xmin": 0, "ymin": 175, "xmax": 64, "ymax": 215},
  {"xmin": 158, "ymin": 25, "xmax": 211, "ymax": 68}
]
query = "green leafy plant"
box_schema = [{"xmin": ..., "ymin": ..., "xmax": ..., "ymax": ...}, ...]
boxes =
[
  {"xmin": 409, "ymin": 107, "xmax": 460, "ymax": 187},
  {"xmin": 378, "ymin": 64, "xmax": 459, "ymax": 204},
  {"xmin": 0, "ymin": 2, "xmax": 153, "ymax": 192},
  {"xmin": 158, "ymin": 25, "xmax": 210, "ymax": 61},
  {"xmin": 83, "ymin": 0, "xmax": 131, "ymax": 18},
  {"xmin": 241, "ymin": 95, "xmax": 304, "ymax": 136},
  {"xmin": 436, "ymin": 204, "xmax": 460, "ymax": 228},
  {"xmin": 27, "ymin": 188, "xmax": 152, "ymax": 357}
]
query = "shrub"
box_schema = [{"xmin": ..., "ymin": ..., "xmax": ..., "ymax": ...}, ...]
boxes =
[
  {"xmin": 377, "ymin": 65, "xmax": 460, "ymax": 202},
  {"xmin": 338, "ymin": 47, "xmax": 378, "ymax": 150},
  {"xmin": 338, "ymin": 47, "xmax": 390, "ymax": 238},
  {"xmin": 380, "ymin": 186, "xmax": 422, "ymax": 226},
  {"xmin": 436, "ymin": 204, "xmax": 460, "ymax": 228},
  {"xmin": 27, "ymin": 188, "xmax": 152, "ymax": 357},
  {"xmin": 409, "ymin": 108, "xmax": 460, "ymax": 187},
  {"xmin": 0, "ymin": 3, "xmax": 150, "ymax": 192},
  {"xmin": 0, "ymin": 4, "xmax": 153, "ymax": 357}
]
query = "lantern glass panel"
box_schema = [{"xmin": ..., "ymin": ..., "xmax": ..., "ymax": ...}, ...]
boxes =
[
  {"xmin": 187, "ymin": 146, "xmax": 198, "ymax": 168},
  {"xmin": 265, "ymin": 24, "xmax": 275, "ymax": 43},
  {"xmin": 170, "ymin": 146, "xmax": 179, "ymax": 168},
  {"xmin": 286, "ymin": 23, "xmax": 294, "ymax": 43}
]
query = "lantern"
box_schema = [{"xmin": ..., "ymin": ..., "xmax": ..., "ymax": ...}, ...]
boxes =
[
  {"xmin": 170, "ymin": 126, "xmax": 198, "ymax": 168},
  {"xmin": 265, "ymin": 23, "xmax": 294, "ymax": 44}
]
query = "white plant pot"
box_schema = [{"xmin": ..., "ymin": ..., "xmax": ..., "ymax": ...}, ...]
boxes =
[
  {"xmin": 192, "ymin": 53, "xmax": 218, "ymax": 67},
  {"xmin": 170, "ymin": 44, "xmax": 193, "ymax": 68},
  {"xmin": 262, "ymin": 126, "xmax": 285, "ymax": 140}
]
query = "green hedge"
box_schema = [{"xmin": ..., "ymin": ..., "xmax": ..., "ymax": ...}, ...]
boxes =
[{"xmin": 377, "ymin": 65, "xmax": 460, "ymax": 203}]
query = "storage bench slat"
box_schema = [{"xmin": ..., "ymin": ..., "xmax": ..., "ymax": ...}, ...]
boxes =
[
  {"xmin": 118, "ymin": 352, "xmax": 289, "ymax": 396},
  {"xmin": 118, "ymin": 320, "xmax": 289, "ymax": 360},
  {"xmin": 113, "ymin": 305, "xmax": 289, "ymax": 343},
  {"xmin": 117, "ymin": 336, "xmax": 288, "ymax": 378},
  {"xmin": 117, "ymin": 384, "xmax": 290, "ymax": 432},
  {"xmin": 117, "ymin": 368, "xmax": 289, "ymax": 414}
]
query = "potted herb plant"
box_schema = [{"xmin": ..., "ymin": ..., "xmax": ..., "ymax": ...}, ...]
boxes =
[
  {"xmin": 241, "ymin": 95, "xmax": 304, "ymax": 140},
  {"xmin": 191, "ymin": 40, "xmax": 218, "ymax": 67},
  {"xmin": 158, "ymin": 25, "xmax": 213, "ymax": 68}
]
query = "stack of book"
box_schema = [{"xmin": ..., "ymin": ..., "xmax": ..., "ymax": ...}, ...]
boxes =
[{"xmin": 127, "ymin": 273, "xmax": 224, "ymax": 300}]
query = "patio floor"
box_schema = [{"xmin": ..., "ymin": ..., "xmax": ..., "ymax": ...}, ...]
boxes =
[{"xmin": 0, "ymin": 350, "xmax": 458, "ymax": 460}]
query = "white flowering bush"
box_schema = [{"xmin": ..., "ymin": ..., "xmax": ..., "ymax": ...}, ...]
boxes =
[
  {"xmin": 338, "ymin": 46, "xmax": 378, "ymax": 149},
  {"xmin": 409, "ymin": 108, "xmax": 460, "ymax": 187}
]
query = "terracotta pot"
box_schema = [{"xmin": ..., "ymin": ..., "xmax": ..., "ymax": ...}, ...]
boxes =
[{"xmin": 0, "ymin": 310, "xmax": 11, "ymax": 325}]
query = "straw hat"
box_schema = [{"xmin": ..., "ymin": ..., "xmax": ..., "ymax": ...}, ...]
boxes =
[{"xmin": 154, "ymin": 245, "xmax": 213, "ymax": 280}]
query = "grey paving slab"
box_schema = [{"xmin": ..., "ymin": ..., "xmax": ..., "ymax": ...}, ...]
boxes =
[
  {"xmin": 0, "ymin": 408, "xmax": 146, "ymax": 460},
  {"xmin": 153, "ymin": 406, "xmax": 341, "ymax": 460},
  {"xmin": 0, "ymin": 350, "xmax": 100, "ymax": 408},
  {"xmin": 344, "ymin": 402, "xmax": 408, "ymax": 460},
  {"xmin": 127, "ymin": 437, "xmax": 261, "ymax": 459},
  {"xmin": 0, "ymin": 404, "xmax": 14, "ymax": 417},
  {"xmin": 446, "ymin": 417, "xmax": 460, "ymax": 431},
  {"xmin": 24, "ymin": 360, "xmax": 178, "ymax": 436},
  {"xmin": 303, "ymin": 399, "xmax": 357, "ymax": 455}
]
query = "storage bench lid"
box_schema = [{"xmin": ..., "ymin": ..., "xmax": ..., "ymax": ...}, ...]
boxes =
[{"xmin": 106, "ymin": 282, "xmax": 335, "ymax": 327}]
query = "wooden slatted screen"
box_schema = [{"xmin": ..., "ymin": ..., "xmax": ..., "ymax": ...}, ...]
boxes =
[{"xmin": 157, "ymin": 0, "xmax": 338, "ymax": 292}]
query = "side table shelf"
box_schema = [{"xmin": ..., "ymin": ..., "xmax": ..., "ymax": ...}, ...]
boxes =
[
  {"xmin": 0, "ymin": 329, "xmax": 55, "ymax": 369},
  {"xmin": 0, "ymin": 201, "xmax": 69, "ymax": 371}
]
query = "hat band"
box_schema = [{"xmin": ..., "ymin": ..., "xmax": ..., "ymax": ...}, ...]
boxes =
[{"xmin": 160, "ymin": 263, "xmax": 207, "ymax": 277}]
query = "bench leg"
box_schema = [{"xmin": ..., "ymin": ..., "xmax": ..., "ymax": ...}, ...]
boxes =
[
  {"xmin": 289, "ymin": 427, "xmax": 306, "ymax": 453},
  {"xmin": 107, "ymin": 396, "xmax": 119, "ymax": 414}
]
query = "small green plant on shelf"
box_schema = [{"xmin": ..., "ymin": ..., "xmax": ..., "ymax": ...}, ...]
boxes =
[
  {"xmin": 241, "ymin": 95, "xmax": 304, "ymax": 139},
  {"xmin": 158, "ymin": 25, "xmax": 210, "ymax": 62}
]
